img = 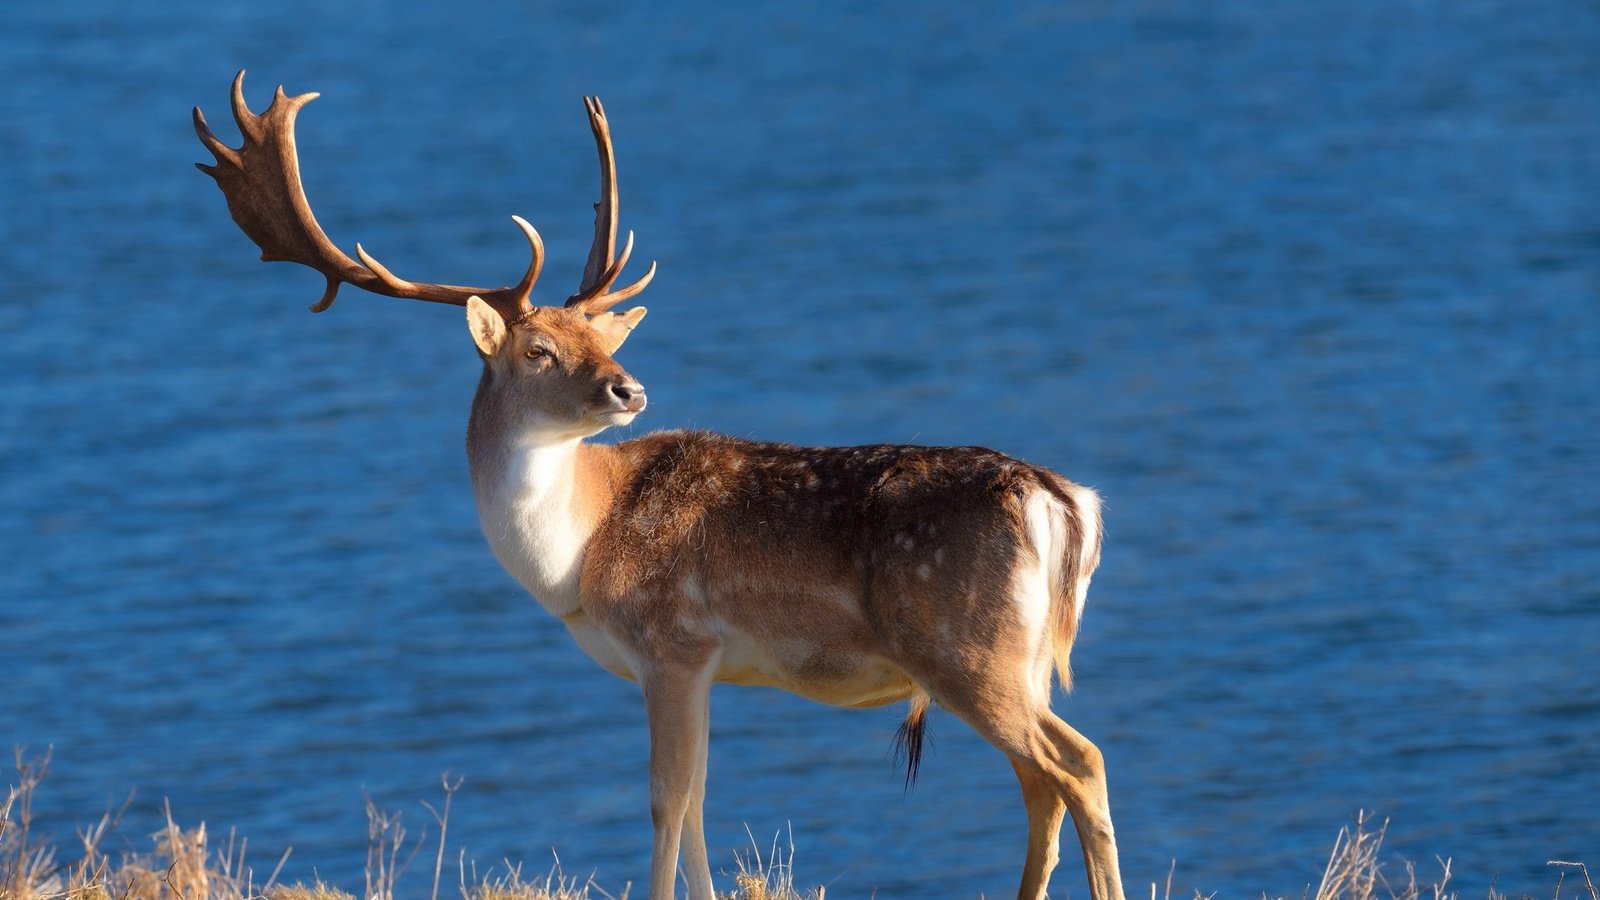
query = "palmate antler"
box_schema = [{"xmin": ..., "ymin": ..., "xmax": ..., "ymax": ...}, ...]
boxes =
[{"xmin": 193, "ymin": 71, "xmax": 653, "ymax": 320}]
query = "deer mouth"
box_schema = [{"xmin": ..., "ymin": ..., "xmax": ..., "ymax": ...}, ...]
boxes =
[{"xmin": 598, "ymin": 397, "xmax": 646, "ymax": 424}]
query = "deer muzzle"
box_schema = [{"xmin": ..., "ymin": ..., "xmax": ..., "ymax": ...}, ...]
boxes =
[{"xmin": 607, "ymin": 378, "xmax": 647, "ymax": 414}]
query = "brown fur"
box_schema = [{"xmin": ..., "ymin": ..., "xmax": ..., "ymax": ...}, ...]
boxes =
[{"xmin": 583, "ymin": 434, "xmax": 1095, "ymax": 671}]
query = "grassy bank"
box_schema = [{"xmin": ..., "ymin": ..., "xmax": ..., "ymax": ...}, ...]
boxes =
[
  {"xmin": 2, "ymin": 750, "xmax": 814, "ymax": 900},
  {"xmin": 3, "ymin": 751, "xmax": 1590, "ymax": 900}
]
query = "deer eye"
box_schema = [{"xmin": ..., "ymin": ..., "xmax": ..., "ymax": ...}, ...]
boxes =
[{"xmin": 525, "ymin": 346, "xmax": 551, "ymax": 361}]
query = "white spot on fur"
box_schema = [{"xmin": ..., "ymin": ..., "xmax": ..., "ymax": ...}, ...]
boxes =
[
  {"xmin": 682, "ymin": 575, "xmax": 709, "ymax": 607},
  {"xmin": 818, "ymin": 585, "xmax": 858, "ymax": 610}
]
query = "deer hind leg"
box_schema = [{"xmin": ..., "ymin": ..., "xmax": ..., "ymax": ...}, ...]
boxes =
[
  {"xmin": 643, "ymin": 662, "xmax": 717, "ymax": 900},
  {"xmin": 927, "ymin": 676, "xmax": 1125, "ymax": 900},
  {"xmin": 1019, "ymin": 712, "xmax": 1123, "ymax": 900},
  {"xmin": 1009, "ymin": 756, "xmax": 1067, "ymax": 900}
]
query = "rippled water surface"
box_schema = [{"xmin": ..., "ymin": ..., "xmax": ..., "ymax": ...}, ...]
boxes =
[{"xmin": 2, "ymin": 2, "xmax": 1597, "ymax": 896}]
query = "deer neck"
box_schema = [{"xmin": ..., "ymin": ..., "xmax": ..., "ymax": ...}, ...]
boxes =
[{"xmin": 466, "ymin": 378, "xmax": 621, "ymax": 617}]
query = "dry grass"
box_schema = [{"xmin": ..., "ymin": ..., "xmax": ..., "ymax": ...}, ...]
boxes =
[
  {"xmin": 725, "ymin": 828, "xmax": 823, "ymax": 900},
  {"xmin": 0, "ymin": 750, "xmax": 815, "ymax": 900},
  {"xmin": 1310, "ymin": 812, "xmax": 1455, "ymax": 900},
  {"xmin": 1299, "ymin": 811, "xmax": 1595, "ymax": 900},
  {"xmin": 1144, "ymin": 811, "xmax": 1596, "ymax": 900},
  {"xmin": 4, "ymin": 750, "xmax": 1587, "ymax": 900}
]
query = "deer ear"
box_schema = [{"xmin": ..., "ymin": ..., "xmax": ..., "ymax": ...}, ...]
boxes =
[
  {"xmin": 590, "ymin": 306, "xmax": 648, "ymax": 354},
  {"xmin": 466, "ymin": 296, "xmax": 508, "ymax": 357}
]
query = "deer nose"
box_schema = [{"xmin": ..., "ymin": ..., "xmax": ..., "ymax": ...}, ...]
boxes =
[{"xmin": 610, "ymin": 379, "xmax": 647, "ymax": 412}]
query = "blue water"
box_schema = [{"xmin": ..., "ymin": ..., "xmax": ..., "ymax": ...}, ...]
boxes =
[{"xmin": 2, "ymin": 1, "xmax": 1596, "ymax": 897}]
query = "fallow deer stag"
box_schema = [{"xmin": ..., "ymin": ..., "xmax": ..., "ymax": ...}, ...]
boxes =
[{"xmin": 194, "ymin": 72, "xmax": 1127, "ymax": 900}]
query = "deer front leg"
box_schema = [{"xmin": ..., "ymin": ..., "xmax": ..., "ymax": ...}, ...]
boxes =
[
  {"xmin": 644, "ymin": 663, "xmax": 716, "ymax": 900},
  {"xmin": 679, "ymin": 699, "xmax": 715, "ymax": 899}
]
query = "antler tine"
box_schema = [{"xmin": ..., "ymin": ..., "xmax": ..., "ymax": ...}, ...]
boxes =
[
  {"xmin": 193, "ymin": 109, "xmax": 239, "ymax": 172},
  {"xmin": 353, "ymin": 244, "xmax": 413, "ymax": 293},
  {"xmin": 506, "ymin": 215, "xmax": 546, "ymax": 311},
  {"xmin": 230, "ymin": 70, "xmax": 266, "ymax": 144},
  {"xmin": 573, "ymin": 260, "xmax": 657, "ymax": 315},
  {"xmin": 593, "ymin": 260, "xmax": 657, "ymax": 311},
  {"xmin": 567, "ymin": 231, "xmax": 658, "ymax": 315},
  {"xmin": 565, "ymin": 96, "xmax": 656, "ymax": 315},
  {"xmin": 194, "ymin": 71, "xmax": 532, "ymax": 320}
]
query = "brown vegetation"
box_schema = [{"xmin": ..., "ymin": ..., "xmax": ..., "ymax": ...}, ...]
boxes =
[{"xmin": 2, "ymin": 750, "xmax": 1587, "ymax": 900}]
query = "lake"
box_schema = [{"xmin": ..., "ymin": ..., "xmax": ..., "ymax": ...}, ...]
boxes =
[{"xmin": 1, "ymin": 1, "xmax": 1595, "ymax": 896}]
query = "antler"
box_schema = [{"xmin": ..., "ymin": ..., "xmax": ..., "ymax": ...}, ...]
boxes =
[
  {"xmin": 565, "ymin": 97, "xmax": 656, "ymax": 315},
  {"xmin": 193, "ymin": 71, "xmax": 542, "ymax": 319}
]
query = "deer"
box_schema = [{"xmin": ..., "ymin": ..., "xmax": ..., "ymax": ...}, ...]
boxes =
[{"xmin": 193, "ymin": 72, "xmax": 1127, "ymax": 900}]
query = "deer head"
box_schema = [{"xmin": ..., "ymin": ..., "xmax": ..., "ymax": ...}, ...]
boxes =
[
  {"xmin": 194, "ymin": 73, "xmax": 654, "ymax": 438},
  {"xmin": 467, "ymin": 299, "xmax": 647, "ymax": 441}
]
